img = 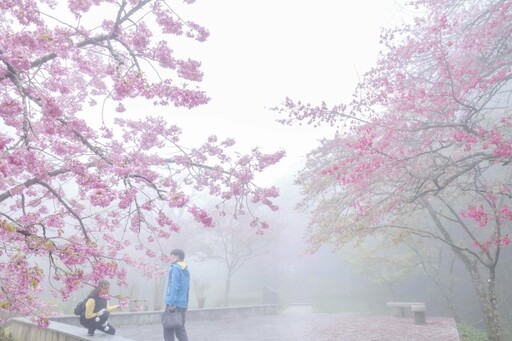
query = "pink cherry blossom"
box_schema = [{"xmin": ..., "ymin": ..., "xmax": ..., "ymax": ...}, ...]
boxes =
[
  {"xmin": 0, "ymin": 0, "xmax": 283, "ymax": 324},
  {"xmin": 274, "ymin": 1, "xmax": 512, "ymax": 340}
]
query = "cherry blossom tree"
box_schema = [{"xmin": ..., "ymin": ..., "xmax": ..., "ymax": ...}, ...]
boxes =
[
  {"xmin": 274, "ymin": 1, "xmax": 512, "ymax": 340},
  {"xmin": 0, "ymin": 0, "xmax": 284, "ymax": 326}
]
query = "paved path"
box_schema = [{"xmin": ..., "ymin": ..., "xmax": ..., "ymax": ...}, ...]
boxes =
[{"xmin": 114, "ymin": 306, "xmax": 460, "ymax": 341}]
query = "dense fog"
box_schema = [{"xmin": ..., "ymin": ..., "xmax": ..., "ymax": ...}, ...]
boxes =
[{"xmin": 58, "ymin": 176, "xmax": 512, "ymax": 337}]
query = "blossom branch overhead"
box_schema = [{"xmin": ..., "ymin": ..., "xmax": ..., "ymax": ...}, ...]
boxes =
[{"xmin": 0, "ymin": 0, "xmax": 284, "ymax": 325}]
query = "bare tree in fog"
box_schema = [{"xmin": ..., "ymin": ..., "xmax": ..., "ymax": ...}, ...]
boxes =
[
  {"xmin": 407, "ymin": 237, "xmax": 463, "ymax": 323},
  {"xmin": 194, "ymin": 279, "xmax": 209, "ymax": 308},
  {"xmin": 123, "ymin": 205, "xmax": 208, "ymax": 311},
  {"xmin": 201, "ymin": 214, "xmax": 277, "ymax": 306},
  {"xmin": 344, "ymin": 215, "xmax": 466, "ymax": 323},
  {"xmin": 344, "ymin": 238, "xmax": 419, "ymax": 300}
]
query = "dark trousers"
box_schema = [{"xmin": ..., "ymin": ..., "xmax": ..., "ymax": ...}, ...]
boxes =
[
  {"xmin": 80, "ymin": 311, "xmax": 116, "ymax": 335},
  {"xmin": 163, "ymin": 307, "xmax": 188, "ymax": 341}
]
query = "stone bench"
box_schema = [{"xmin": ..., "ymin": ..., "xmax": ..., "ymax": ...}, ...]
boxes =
[
  {"xmin": 386, "ymin": 302, "xmax": 426, "ymax": 324},
  {"xmin": 411, "ymin": 304, "xmax": 426, "ymax": 324}
]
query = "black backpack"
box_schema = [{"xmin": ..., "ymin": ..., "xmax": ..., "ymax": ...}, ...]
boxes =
[{"xmin": 73, "ymin": 298, "xmax": 87, "ymax": 316}]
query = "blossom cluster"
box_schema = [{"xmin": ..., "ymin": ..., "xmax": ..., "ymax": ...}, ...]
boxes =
[{"xmin": 0, "ymin": 0, "xmax": 283, "ymax": 323}]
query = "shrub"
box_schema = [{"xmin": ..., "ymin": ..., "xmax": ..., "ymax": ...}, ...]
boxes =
[
  {"xmin": 0, "ymin": 327, "xmax": 15, "ymax": 341},
  {"xmin": 457, "ymin": 324, "xmax": 489, "ymax": 341}
]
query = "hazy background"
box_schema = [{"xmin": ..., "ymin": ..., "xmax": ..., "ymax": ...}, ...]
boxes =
[{"xmin": 51, "ymin": 0, "xmax": 511, "ymax": 335}]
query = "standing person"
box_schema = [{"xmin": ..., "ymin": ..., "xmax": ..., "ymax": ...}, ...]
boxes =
[
  {"xmin": 163, "ymin": 249, "xmax": 190, "ymax": 341},
  {"xmin": 79, "ymin": 279, "xmax": 119, "ymax": 336}
]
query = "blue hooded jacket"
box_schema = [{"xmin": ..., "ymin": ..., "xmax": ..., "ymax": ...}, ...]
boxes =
[{"xmin": 164, "ymin": 261, "xmax": 190, "ymax": 308}]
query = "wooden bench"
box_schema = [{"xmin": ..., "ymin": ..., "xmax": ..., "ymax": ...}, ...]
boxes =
[{"xmin": 386, "ymin": 302, "xmax": 426, "ymax": 324}]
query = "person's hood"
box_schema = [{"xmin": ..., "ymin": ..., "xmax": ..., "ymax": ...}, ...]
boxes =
[
  {"xmin": 176, "ymin": 261, "xmax": 187, "ymax": 270},
  {"xmin": 176, "ymin": 261, "xmax": 190, "ymax": 278}
]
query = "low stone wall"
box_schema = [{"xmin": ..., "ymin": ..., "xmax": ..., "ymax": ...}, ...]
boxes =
[
  {"xmin": 50, "ymin": 304, "xmax": 279, "ymax": 327},
  {"xmin": 6, "ymin": 305, "xmax": 279, "ymax": 341},
  {"xmin": 7, "ymin": 317, "xmax": 133, "ymax": 341}
]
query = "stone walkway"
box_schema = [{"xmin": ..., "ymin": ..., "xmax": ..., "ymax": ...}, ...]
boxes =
[{"xmin": 113, "ymin": 306, "xmax": 460, "ymax": 341}]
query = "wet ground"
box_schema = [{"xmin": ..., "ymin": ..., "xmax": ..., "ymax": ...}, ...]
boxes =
[{"xmin": 112, "ymin": 306, "xmax": 460, "ymax": 341}]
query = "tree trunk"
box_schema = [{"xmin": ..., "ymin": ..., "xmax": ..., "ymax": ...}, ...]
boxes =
[
  {"xmin": 439, "ymin": 254, "xmax": 462, "ymax": 323},
  {"xmin": 465, "ymin": 261, "xmax": 503, "ymax": 341},
  {"xmin": 387, "ymin": 284, "xmax": 397, "ymax": 301},
  {"xmin": 445, "ymin": 294, "xmax": 462, "ymax": 324},
  {"xmin": 224, "ymin": 276, "xmax": 231, "ymax": 307},
  {"xmin": 425, "ymin": 201, "xmax": 503, "ymax": 340},
  {"xmin": 486, "ymin": 266, "xmax": 502, "ymax": 341}
]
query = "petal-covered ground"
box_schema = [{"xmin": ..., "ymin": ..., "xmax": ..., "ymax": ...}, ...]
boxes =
[
  {"xmin": 308, "ymin": 315, "xmax": 460, "ymax": 341},
  {"xmin": 116, "ymin": 306, "xmax": 460, "ymax": 341}
]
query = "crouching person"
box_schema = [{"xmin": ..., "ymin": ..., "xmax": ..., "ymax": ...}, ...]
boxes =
[{"xmin": 80, "ymin": 279, "xmax": 119, "ymax": 336}]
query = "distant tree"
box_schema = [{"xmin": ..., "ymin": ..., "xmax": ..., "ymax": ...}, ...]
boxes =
[
  {"xmin": 0, "ymin": 0, "xmax": 283, "ymax": 325},
  {"xmin": 202, "ymin": 215, "xmax": 276, "ymax": 307},
  {"xmin": 343, "ymin": 238, "xmax": 420, "ymax": 301},
  {"xmin": 275, "ymin": 1, "xmax": 512, "ymax": 340},
  {"xmin": 345, "ymin": 218, "xmax": 466, "ymax": 323},
  {"xmin": 193, "ymin": 279, "xmax": 209, "ymax": 308},
  {"xmin": 407, "ymin": 239, "xmax": 464, "ymax": 324}
]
